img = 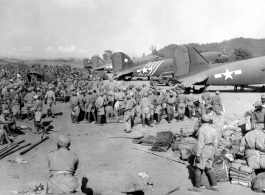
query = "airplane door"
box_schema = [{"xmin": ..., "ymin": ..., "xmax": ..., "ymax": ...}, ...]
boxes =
[{"xmin": 173, "ymin": 45, "xmax": 190, "ymax": 76}]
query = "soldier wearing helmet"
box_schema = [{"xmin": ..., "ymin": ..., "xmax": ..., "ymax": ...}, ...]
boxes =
[{"xmin": 177, "ymin": 89, "xmax": 187, "ymax": 122}]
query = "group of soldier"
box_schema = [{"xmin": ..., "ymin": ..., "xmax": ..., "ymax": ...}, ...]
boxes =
[{"xmin": 68, "ymin": 77, "xmax": 224, "ymax": 134}]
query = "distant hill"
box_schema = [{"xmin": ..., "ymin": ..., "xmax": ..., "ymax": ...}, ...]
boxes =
[{"xmin": 158, "ymin": 37, "xmax": 265, "ymax": 59}]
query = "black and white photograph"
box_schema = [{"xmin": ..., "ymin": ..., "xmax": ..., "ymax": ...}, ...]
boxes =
[{"xmin": 1, "ymin": 0, "xmax": 265, "ymax": 194}]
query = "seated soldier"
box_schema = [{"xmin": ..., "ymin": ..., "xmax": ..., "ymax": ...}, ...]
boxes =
[
  {"xmin": 0, "ymin": 110, "xmax": 16, "ymax": 136},
  {"xmin": 47, "ymin": 135, "xmax": 80, "ymax": 194},
  {"xmin": 0, "ymin": 125, "xmax": 11, "ymax": 145}
]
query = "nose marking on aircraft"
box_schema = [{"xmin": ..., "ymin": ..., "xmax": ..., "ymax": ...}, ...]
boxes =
[
  {"xmin": 214, "ymin": 68, "xmax": 242, "ymax": 80},
  {"xmin": 136, "ymin": 60, "xmax": 164, "ymax": 76}
]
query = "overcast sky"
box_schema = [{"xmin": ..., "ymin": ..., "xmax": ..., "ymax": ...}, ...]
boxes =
[{"xmin": 0, "ymin": 0, "xmax": 264, "ymax": 59}]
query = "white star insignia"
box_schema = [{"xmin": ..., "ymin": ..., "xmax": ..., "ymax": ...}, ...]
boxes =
[
  {"xmin": 142, "ymin": 67, "xmax": 147, "ymax": 73},
  {"xmin": 222, "ymin": 68, "xmax": 233, "ymax": 80}
]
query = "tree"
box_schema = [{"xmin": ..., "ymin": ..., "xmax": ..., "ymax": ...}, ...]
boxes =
[
  {"xmin": 233, "ymin": 48, "xmax": 252, "ymax": 61},
  {"xmin": 149, "ymin": 45, "xmax": 157, "ymax": 55}
]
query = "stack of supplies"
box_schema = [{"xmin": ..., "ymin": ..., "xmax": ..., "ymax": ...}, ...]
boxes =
[{"xmin": 229, "ymin": 161, "xmax": 256, "ymax": 187}]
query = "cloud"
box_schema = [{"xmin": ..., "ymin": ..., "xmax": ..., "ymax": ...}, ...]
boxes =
[
  {"xmin": 12, "ymin": 47, "xmax": 18, "ymax": 52},
  {"xmin": 44, "ymin": 45, "xmax": 88, "ymax": 54},
  {"xmin": 22, "ymin": 46, "xmax": 33, "ymax": 52}
]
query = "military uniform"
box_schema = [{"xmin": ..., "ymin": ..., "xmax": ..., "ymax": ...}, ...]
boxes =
[
  {"xmin": 24, "ymin": 90, "xmax": 35, "ymax": 120},
  {"xmin": 95, "ymin": 94, "xmax": 105, "ymax": 125},
  {"xmin": 47, "ymin": 135, "xmax": 79, "ymax": 194},
  {"xmin": 70, "ymin": 93, "xmax": 80, "ymax": 124},
  {"xmin": 124, "ymin": 96, "xmax": 135, "ymax": 132},
  {"xmin": 166, "ymin": 95, "xmax": 176, "ymax": 123},
  {"xmin": 140, "ymin": 94, "xmax": 151, "ymax": 127},
  {"xmin": 45, "ymin": 88, "xmax": 56, "ymax": 117},
  {"xmin": 177, "ymin": 92, "xmax": 187, "ymax": 121}
]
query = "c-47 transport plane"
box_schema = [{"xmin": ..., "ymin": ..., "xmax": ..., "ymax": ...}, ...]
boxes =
[
  {"xmin": 112, "ymin": 49, "xmax": 229, "ymax": 80},
  {"xmin": 171, "ymin": 45, "xmax": 265, "ymax": 91}
]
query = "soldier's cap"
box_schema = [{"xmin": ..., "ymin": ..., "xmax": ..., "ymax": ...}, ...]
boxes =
[
  {"xmin": 254, "ymin": 101, "xmax": 262, "ymax": 107},
  {"xmin": 57, "ymin": 135, "xmax": 71, "ymax": 147},
  {"xmin": 126, "ymin": 94, "xmax": 131, "ymax": 99},
  {"xmin": 193, "ymin": 97, "xmax": 200, "ymax": 102},
  {"xmin": 201, "ymin": 114, "xmax": 210, "ymax": 122},
  {"xmin": 28, "ymin": 87, "xmax": 32, "ymax": 92},
  {"xmin": 216, "ymin": 91, "xmax": 220, "ymax": 95},
  {"xmin": 49, "ymin": 86, "xmax": 53, "ymax": 89},
  {"xmin": 3, "ymin": 110, "xmax": 10, "ymax": 114},
  {"xmin": 34, "ymin": 95, "xmax": 38, "ymax": 99},
  {"xmin": 148, "ymin": 91, "xmax": 152, "ymax": 94},
  {"xmin": 180, "ymin": 89, "xmax": 184, "ymax": 93},
  {"xmin": 130, "ymin": 92, "xmax": 133, "ymax": 96},
  {"xmin": 143, "ymin": 93, "xmax": 148, "ymax": 97},
  {"xmin": 205, "ymin": 88, "xmax": 209, "ymax": 92},
  {"xmin": 109, "ymin": 91, "xmax": 114, "ymax": 95},
  {"xmin": 99, "ymin": 92, "xmax": 104, "ymax": 96},
  {"xmin": 122, "ymin": 87, "xmax": 126, "ymax": 90},
  {"xmin": 261, "ymin": 94, "xmax": 265, "ymax": 99},
  {"xmin": 9, "ymin": 79, "xmax": 13, "ymax": 82}
]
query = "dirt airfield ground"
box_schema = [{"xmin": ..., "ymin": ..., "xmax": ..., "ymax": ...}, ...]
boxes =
[{"xmin": 0, "ymin": 78, "xmax": 264, "ymax": 195}]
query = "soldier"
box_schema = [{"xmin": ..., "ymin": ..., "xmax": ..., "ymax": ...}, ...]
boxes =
[
  {"xmin": 70, "ymin": 92, "xmax": 80, "ymax": 124},
  {"xmin": 105, "ymin": 101, "xmax": 115, "ymax": 123},
  {"xmin": 31, "ymin": 95, "xmax": 49, "ymax": 134},
  {"xmin": 201, "ymin": 88, "xmax": 211, "ymax": 105},
  {"xmin": 186, "ymin": 89, "xmax": 195, "ymax": 119},
  {"xmin": 97, "ymin": 77, "xmax": 104, "ymax": 93},
  {"xmin": 148, "ymin": 90, "xmax": 156, "ymax": 125},
  {"xmin": 24, "ymin": 88, "xmax": 35, "ymax": 120},
  {"xmin": 95, "ymin": 92, "xmax": 105, "ymax": 126},
  {"xmin": 0, "ymin": 110, "xmax": 16, "ymax": 136},
  {"xmin": 177, "ymin": 89, "xmax": 187, "ymax": 122},
  {"xmin": 124, "ymin": 94, "xmax": 135, "ymax": 133},
  {"xmin": 77, "ymin": 90, "xmax": 85, "ymax": 121},
  {"xmin": 140, "ymin": 93, "xmax": 152, "ymax": 127},
  {"xmin": 47, "ymin": 135, "xmax": 79, "ymax": 194},
  {"xmin": 252, "ymin": 101, "xmax": 265, "ymax": 130},
  {"xmin": 166, "ymin": 91, "xmax": 176, "ymax": 123},
  {"xmin": 189, "ymin": 114, "xmax": 218, "ymax": 192},
  {"xmin": 12, "ymin": 86, "xmax": 22, "ymax": 120},
  {"xmin": 155, "ymin": 91, "xmax": 163, "ymax": 125},
  {"xmin": 211, "ymin": 91, "xmax": 223, "ymax": 124},
  {"xmin": 44, "ymin": 86, "xmax": 56, "ymax": 118}
]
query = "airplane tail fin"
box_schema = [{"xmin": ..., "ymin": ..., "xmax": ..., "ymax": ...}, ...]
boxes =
[
  {"xmin": 173, "ymin": 45, "xmax": 209, "ymax": 77},
  {"xmin": 83, "ymin": 58, "xmax": 92, "ymax": 68},
  {"xmin": 91, "ymin": 55, "xmax": 105, "ymax": 68},
  {"xmin": 112, "ymin": 52, "xmax": 134, "ymax": 72}
]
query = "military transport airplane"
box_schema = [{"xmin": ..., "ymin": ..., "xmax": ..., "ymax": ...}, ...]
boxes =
[
  {"xmin": 200, "ymin": 51, "xmax": 229, "ymax": 63},
  {"xmin": 112, "ymin": 50, "xmax": 229, "ymax": 80},
  {"xmin": 171, "ymin": 45, "xmax": 265, "ymax": 90},
  {"xmin": 92, "ymin": 54, "xmax": 163, "ymax": 72}
]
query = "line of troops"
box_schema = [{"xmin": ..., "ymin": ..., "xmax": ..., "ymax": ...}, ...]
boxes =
[{"xmin": 69, "ymin": 80, "xmax": 224, "ymax": 133}]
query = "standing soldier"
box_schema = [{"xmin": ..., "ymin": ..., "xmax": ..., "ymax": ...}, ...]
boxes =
[
  {"xmin": 177, "ymin": 89, "xmax": 187, "ymax": 122},
  {"xmin": 31, "ymin": 95, "xmax": 48, "ymax": 134},
  {"xmin": 70, "ymin": 92, "xmax": 80, "ymax": 124},
  {"xmin": 186, "ymin": 89, "xmax": 195, "ymax": 119},
  {"xmin": 45, "ymin": 86, "xmax": 56, "ymax": 118},
  {"xmin": 148, "ymin": 90, "xmax": 156, "ymax": 125},
  {"xmin": 124, "ymin": 94, "xmax": 135, "ymax": 133},
  {"xmin": 97, "ymin": 77, "xmax": 104, "ymax": 93},
  {"xmin": 211, "ymin": 91, "xmax": 223, "ymax": 124},
  {"xmin": 201, "ymin": 88, "xmax": 211, "ymax": 105},
  {"xmin": 189, "ymin": 114, "xmax": 218, "ymax": 192},
  {"xmin": 24, "ymin": 88, "xmax": 35, "ymax": 120},
  {"xmin": 166, "ymin": 91, "xmax": 176, "ymax": 123},
  {"xmin": 12, "ymin": 86, "xmax": 21, "ymax": 120},
  {"xmin": 251, "ymin": 101, "xmax": 265, "ymax": 130},
  {"xmin": 261, "ymin": 94, "xmax": 265, "ymax": 108},
  {"xmin": 77, "ymin": 91, "xmax": 85, "ymax": 121},
  {"xmin": 140, "ymin": 93, "xmax": 152, "ymax": 127},
  {"xmin": 95, "ymin": 92, "xmax": 105, "ymax": 126},
  {"xmin": 155, "ymin": 91, "xmax": 163, "ymax": 125}
]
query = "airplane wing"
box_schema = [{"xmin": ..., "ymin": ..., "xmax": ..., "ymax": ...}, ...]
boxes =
[
  {"xmin": 114, "ymin": 64, "xmax": 145, "ymax": 78},
  {"xmin": 93, "ymin": 63, "xmax": 112, "ymax": 71}
]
